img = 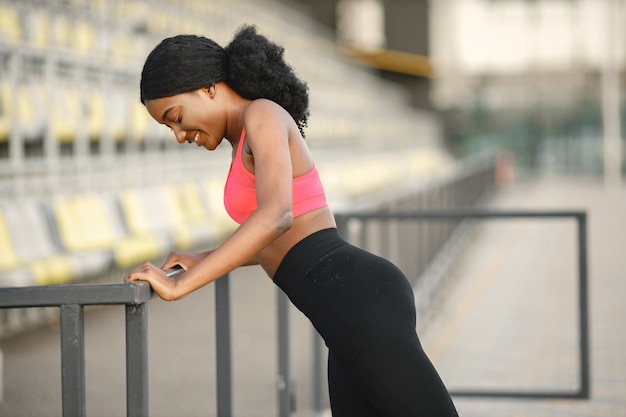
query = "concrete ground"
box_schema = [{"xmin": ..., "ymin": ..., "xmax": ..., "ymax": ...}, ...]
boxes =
[
  {"xmin": 0, "ymin": 175, "xmax": 624, "ymax": 417},
  {"xmin": 420, "ymin": 176, "xmax": 626, "ymax": 417}
]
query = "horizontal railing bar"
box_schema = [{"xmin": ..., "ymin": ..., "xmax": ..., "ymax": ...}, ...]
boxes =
[
  {"xmin": 335, "ymin": 209, "xmax": 585, "ymax": 220},
  {"xmin": 0, "ymin": 282, "xmax": 152, "ymax": 308},
  {"xmin": 449, "ymin": 389, "xmax": 588, "ymax": 400}
]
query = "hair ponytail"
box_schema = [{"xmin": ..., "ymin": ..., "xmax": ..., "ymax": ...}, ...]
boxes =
[{"xmin": 225, "ymin": 25, "xmax": 310, "ymax": 136}]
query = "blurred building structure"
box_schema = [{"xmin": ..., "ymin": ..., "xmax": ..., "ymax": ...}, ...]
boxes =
[
  {"xmin": 289, "ymin": 0, "xmax": 433, "ymax": 108},
  {"xmin": 293, "ymin": 0, "xmax": 625, "ymax": 178},
  {"xmin": 428, "ymin": 0, "xmax": 625, "ymax": 178}
]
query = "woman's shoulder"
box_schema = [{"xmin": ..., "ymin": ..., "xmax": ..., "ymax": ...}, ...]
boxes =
[
  {"xmin": 243, "ymin": 99, "xmax": 296, "ymax": 131},
  {"xmin": 244, "ymin": 98, "xmax": 289, "ymax": 115}
]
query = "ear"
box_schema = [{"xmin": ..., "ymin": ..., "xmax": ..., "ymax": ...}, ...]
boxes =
[{"xmin": 204, "ymin": 84, "xmax": 217, "ymax": 98}]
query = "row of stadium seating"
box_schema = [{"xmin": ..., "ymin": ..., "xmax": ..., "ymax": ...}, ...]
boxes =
[
  {"xmin": 0, "ymin": 178, "xmax": 236, "ymax": 287},
  {"xmin": 0, "ymin": 0, "xmax": 431, "ymax": 154},
  {"xmin": 0, "ymin": 80, "xmax": 162, "ymax": 145},
  {"xmin": 0, "ymin": 1, "xmax": 298, "ymax": 56},
  {"xmin": 0, "ymin": 75, "xmax": 419, "ymax": 147},
  {"xmin": 0, "ymin": 1, "xmax": 161, "ymax": 58},
  {"xmin": 0, "ymin": 144, "xmax": 450, "ymax": 287}
]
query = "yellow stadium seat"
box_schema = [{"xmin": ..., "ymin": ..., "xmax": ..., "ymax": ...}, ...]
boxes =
[
  {"xmin": 30, "ymin": 256, "xmax": 75, "ymax": 286},
  {"xmin": 17, "ymin": 84, "xmax": 38, "ymax": 140},
  {"xmin": 116, "ymin": 1, "xmax": 150, "ymax": 23},
  {"xmin": 52, "ymin": 193, "xmax": 165, "ymax": 270},
  {"xmin": 1, "ymin": 208, "xmax": 66, "ymax": 286},
  {"xmin": 51, "ymin": 86, "xmax": 81, "ymax": 144},
  {"xmin": 0, "ymin": 119, "xmax": 8, "ymax": 143},
  {"xmin": 0, "ymin": 82, "xmax": 10, "ymax": 142},
  {"xmin": 71, "ymin": 21, "xmax": 96, "ymax": 52},
  {"xmin": 52, "ymin": 14, "xmax": 71, "ymax": 48},
  {"xmin": 119, "ymin": 185, "xmax": 218, "ymax": 252},
  {"xmin": 0, "ymin": 215, "xmax": 21, "ymax": 272},
  {"xmin": 107, "ymin": 91, "xmax": 129, "ymax": 143},
  {"xmin": 164, "ymin": 183, "xmax": 219, "ymax": 243},
  {"xmin": 16, "ymin": 83, "xmax": 47, "ymax": 141},
  {"xmin": 119, "ymin": 187, "xmax": 192, "ymax": 250},
  {"xmin": 86, "ymin": 90, "xmax": 106, "ymax": 141},
  {"xmin": 0, "ymin": 4, "xmax": 22, "ymax": 43},
  {"xmin": 129, "ymin": 99, "xmax": 150, "ymax": 143},
  {"xmin": 27, "ymin": 11, "xmax": 50, "ymax": 49},
  {"xmin": 202, "ymin": 179, "xmax": 238, "ymax": 237},
  {"xmin": 167, "ymin": 183, "xmax": 209, "ymax": 222},
  {"xmin": 111, "ymin": 31, "xmax": 134, "ymax": 61},
  {"xmin": 1, "ymin": 200, "xmax": 98, "ymax": 285}
]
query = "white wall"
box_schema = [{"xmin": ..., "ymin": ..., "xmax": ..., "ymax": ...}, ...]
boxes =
[{"xmin": 430, "ymin": 0, "xmax": 625, "ymax": 76}]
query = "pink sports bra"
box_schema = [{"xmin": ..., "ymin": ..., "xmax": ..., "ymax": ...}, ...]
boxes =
[{"xmin": 224, "ymin": 129, "xmax": 328, "ymax": 225}]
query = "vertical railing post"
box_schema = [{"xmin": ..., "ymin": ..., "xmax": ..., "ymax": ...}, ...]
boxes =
[
  {"xmin": 577, "ymin": 213, "xmax": 591, "ymax": 399},
  {"xmin": 60, "ymin": 303, "xmax": 86, "ymax": 417},
  {"xmin": 312, "ymin": 331, "xmax": 325, "ymax": 415},
  {"xmin": 126, "ymin": 302, "xmax": 149, "ymax": 417},
  {"xmin": 215, "ymin": 275, "xmax": 233, "ymax": 417},
  {"xmin": 277, "ymin": 289, "xmax": 292, "ymax": 416}
]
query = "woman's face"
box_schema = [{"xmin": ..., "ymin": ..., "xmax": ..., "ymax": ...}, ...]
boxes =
[{"xmin": 145, "ymin": 86, "xmax": 224, "ymax": 150}]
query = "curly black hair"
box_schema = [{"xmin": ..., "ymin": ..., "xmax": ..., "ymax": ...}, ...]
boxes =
[{"xmin": 140, "ymin": 25, "xmax": 309, "ymax": 136}]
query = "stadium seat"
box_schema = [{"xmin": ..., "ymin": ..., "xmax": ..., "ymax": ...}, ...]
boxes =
[
  {"xmin": 0, "ymin": 209, "xmax": 36, "ymax": 287},
  {"xmin": 1, "ymin": 200, "xmax": 78, "ymax": 285},
  {"xmin": 163, "ymin": 182, "xmax": 220, "ymax": 245},
  {"xmin": 106, "ymin": 90, "xmax": 130, "ymax": 143},
  {"xmin": 51, "ymin": 13, "xmax": 71, "ymax": 48},
  {"xmin": 50, "ymin": 85, "xmax": 82, "ymax": 144},
  {"xmin": 18, "ymin": 83, "xmax": 47, "ymax": 142},
  {"xmin": 71, "ymin": 21, "xmax": 96, "ymax": 53},
  {"xmin": 51, "ymin": 193, "xmax": 164, "ymax": 270},
  {"xmin": 128, "ymin": 98, "xmax": 150, "ymax": 143},
  {"xmin": 85, "ymin": 89, "xmax": 106, "ymax": 142},
  {"xmin": 0, "ymin": 83, "xmax": 38, "ymax": 143},
  {"xmin": 0, "ymin": 4, "xmax": 22, "ymax": 43},
  {"xmin": 3, "ymin": 199, "xmax": 120, "ymax": 282},
  {"xmin": 118, "ymin": 184, "xmax": 217, "ymax": 252},
  {"xmin": 201, "ymin": 179, "xmax": 238, "ymax": 237},
  {"xmin": 0, "ymin": 82, "xmax": 10, "ymax": 142},
  {"xmin": 25, "ymin": 9, "xmax": 50, "ymax": 49}
]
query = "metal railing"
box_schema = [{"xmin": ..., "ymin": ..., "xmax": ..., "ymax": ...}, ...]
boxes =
[
  {"xmin": 0, "ymin": 208, "xmax": 590, "ymax": 417},
  {"xmin": 0, "ymin": 272, "xmax": 234, "ymax": 417},
  {"xmin": 0, "ymin": 281, "xmax": 153, "ymax": 417},
  {"xmin": 0, "ymin": 271, "xmax": 300, "ymax": 417},
  {"xmin": 329, "ymin": 208, "xmax": 590, "ymax": 400}
]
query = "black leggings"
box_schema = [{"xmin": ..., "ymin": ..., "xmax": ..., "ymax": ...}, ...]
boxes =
[{"xmin": 273, "ymin": 228, "xmax": 458, "ymax": 417}]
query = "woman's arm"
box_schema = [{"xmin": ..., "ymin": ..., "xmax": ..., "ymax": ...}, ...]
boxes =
[
  {"xmin": 125, "ymin": 100, "xmax": 294, "ymax": 300},
  {"xmin": 161, "ymin": 249, "xmax": 258, "ymax": 271}
]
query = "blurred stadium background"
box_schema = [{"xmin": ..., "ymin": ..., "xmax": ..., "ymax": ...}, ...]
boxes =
[
  {"xmin": 0, "ymin": 0, "xmax": 624, "ymax": 327},
  {"xmin": 0, "ymin": 0, "xmax": 452, "ymax": 291},
  {"xmin": 1, "ymin": 2, "xmax": 625, "ymax": 416}
]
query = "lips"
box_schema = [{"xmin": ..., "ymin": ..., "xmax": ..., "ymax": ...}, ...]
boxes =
[{"xmin": 188, "ymin": 131, "xmax": 201, "ymax": 146}]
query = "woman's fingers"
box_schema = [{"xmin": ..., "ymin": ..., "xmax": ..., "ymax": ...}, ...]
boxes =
[{"xmin": 124, "ymin": 261, "xmax": 155, "ymax": 282}]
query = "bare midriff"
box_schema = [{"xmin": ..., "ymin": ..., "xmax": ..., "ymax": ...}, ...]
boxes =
[{"xmin": 256, "ymin": 206, "xmax": 336, "ymax": 278}]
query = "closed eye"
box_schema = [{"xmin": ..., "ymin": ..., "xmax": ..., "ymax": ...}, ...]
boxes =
[{"xmin": 164, "ymin": 116, "xmax": 181, "ymax": 132}]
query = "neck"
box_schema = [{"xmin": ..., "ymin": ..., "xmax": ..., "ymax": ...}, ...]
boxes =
[{"xmin": 220, "ymin": 82, "xmax": 251, "ymax": 145}]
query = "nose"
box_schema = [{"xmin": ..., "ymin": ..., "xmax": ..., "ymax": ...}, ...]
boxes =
[{"xmin": 173, "ymin": 128, "xmax": 186, "ymax": 144}]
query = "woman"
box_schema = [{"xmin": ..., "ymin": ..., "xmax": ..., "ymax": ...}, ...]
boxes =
[{"xmin": 125, "ymin": 25, "xmax": 458, "ymax": 417}]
